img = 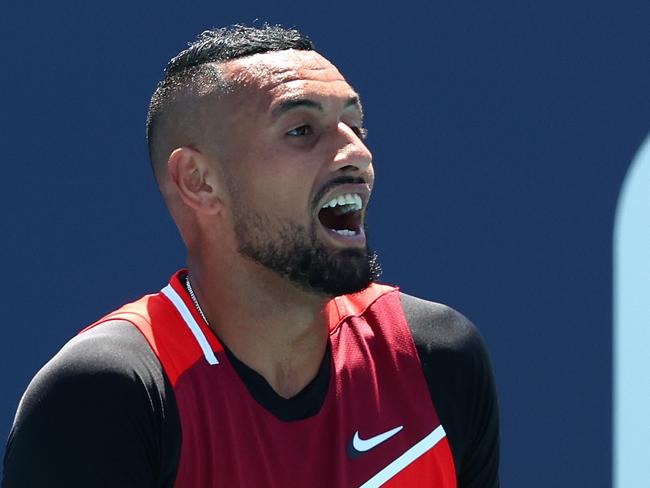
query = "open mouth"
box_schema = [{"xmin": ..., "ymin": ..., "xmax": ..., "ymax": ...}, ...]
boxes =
[{"xmin": 318, "ymin": 193, "xmax": 363, "ymax": 237}]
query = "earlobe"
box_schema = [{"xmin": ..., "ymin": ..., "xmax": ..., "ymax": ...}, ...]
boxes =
[{"xmin": 168, "ymin": 147, "xmax": 223, "ymax": 214}]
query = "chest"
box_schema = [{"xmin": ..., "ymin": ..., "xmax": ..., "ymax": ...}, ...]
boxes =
[{"xmin": 171, "ymin": 315, "xmax": 457, "ymax": 488}]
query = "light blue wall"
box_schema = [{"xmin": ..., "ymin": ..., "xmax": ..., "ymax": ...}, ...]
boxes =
[{"xmin": 614, "ymin": 133, "xmax": 650, "ymax": 487}]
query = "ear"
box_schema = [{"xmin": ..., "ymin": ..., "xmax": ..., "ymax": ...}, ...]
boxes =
[{"xmin": 167, "ymin": 147, "xmax": 224, "ymax": 215}]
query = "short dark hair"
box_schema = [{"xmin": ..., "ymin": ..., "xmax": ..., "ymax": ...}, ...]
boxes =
[{"xmin": 146, "ymin": 24, "xmax": 315, "ymax": 165}]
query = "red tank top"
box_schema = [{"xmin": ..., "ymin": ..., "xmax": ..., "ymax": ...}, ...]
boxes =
[{"xmin": 83, "ymin": 271, "xmax": 457, "ymax": 487}]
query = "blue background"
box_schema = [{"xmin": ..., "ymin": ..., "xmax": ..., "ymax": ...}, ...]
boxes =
[{"xmin": 1, "ymin": 1, "xmax": 649, "ymax": 486}]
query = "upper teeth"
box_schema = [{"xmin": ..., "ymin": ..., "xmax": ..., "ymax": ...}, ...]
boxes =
[{"xmin": 321, "ymin": 193, "xmax": 362, "ymax": 210}]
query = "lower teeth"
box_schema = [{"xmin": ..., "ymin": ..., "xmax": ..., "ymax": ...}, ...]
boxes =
[{"xmin": 334, "ymin": 229, "xmax": 357, "ymax": 236}]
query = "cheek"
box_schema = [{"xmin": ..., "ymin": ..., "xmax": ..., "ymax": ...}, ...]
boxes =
[
  {"xmin": 227, "ymin": 167, "xmax": 304, "ymax": 215},
  {"xmin": 226, "ymin": 141, "xmax": 320, "ymax": 214}
]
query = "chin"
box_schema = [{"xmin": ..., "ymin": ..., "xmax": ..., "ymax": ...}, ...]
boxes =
[{"xmin": 297, "ymin": 248, "xmax": 381, "ymax": 298}]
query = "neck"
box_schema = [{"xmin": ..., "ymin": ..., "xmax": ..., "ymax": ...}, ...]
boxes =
[{"xmin": 186, "ymin": 252, "xmax": 330, "ymax": 398}]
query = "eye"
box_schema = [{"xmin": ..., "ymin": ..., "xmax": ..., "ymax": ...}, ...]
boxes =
[{"xmin": 287, "ymin": 125, "xmax": 314, "ymax": 137}]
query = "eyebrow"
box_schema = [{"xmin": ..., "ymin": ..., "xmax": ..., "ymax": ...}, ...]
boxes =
[{"xmin": 271, "ymin": 95, "xmax": 363, "ymax": 119}]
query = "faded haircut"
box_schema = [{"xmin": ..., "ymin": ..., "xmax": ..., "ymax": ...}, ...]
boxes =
[{"xmin": 146, "ymin": 24, "xmax": 315, "ymax": 166}]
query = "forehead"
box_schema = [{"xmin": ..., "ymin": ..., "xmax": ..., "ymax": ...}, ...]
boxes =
[{"xmin": 221, "ymin": 50, "xmax": 357, "ymax": 106}]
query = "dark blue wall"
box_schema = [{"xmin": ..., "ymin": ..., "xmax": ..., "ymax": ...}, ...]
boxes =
[{"xmin": 2, "ymin": 2, "xmax": 649, "ymax": 486}]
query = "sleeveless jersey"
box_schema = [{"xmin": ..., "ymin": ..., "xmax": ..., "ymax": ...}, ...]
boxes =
[{"xmin": 82, "ymin": 271, "xmax": 457, "ymax": 487}]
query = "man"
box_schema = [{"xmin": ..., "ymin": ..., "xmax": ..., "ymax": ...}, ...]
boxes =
[{"xmin": 3, "ymin": 25, "xmax": 499, "ymax": 487}]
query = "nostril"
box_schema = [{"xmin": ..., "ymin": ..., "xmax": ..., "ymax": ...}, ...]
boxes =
[{"xmin": 339, "ymin": 165, "xmax": 359, "ymax": 172}]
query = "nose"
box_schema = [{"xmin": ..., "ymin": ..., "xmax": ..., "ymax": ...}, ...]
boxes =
[{"xmin": 330, "ymin": 122, "xmax": 373, "ymax": 176}]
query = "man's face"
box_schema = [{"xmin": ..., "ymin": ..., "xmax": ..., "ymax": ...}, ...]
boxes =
[{"xmin": 209, "ymin": 50, "xmax": 380, "ymax": 297}]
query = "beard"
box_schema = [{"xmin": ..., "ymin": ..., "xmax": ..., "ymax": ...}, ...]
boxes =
[{"xmin": 231, "ymin": 205, "xmax": 382, "ymax": 297}]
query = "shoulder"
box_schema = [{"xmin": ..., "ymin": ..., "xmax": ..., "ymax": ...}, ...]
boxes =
[
  {"xmin": 22, "ymin": 320, "xmax": 163, "ymax": 400},
  {"xmin": 399, "ymin": 292, "xmax": 501, "ymax": 487},
  {"xmin": 398, "ymin": 291, "xmax": 494, "ymax": 409},
  {"xmin": 3, "ymin": 320, "xmax": 180, "ymax": 487},
  {"xmin": 399, "ymin": 292, "xmax": 487, "ymax": 360},
  {"xmin": 8, "ymin": 320, "xmax": 171, "ymax": 442}
]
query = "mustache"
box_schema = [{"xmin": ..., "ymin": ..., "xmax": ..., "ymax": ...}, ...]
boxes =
[{"xmin": 313, "ymin": 176, "xmax": 367, "ymax": 210}]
